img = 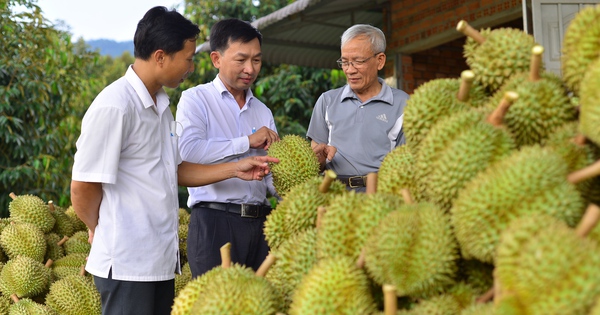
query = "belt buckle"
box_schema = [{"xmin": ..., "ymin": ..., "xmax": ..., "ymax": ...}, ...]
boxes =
[
  {"xmin": 240, "ymin": 204, "xmax": 259, "ymax": 218},
  {"xmin": 348, "ymin": 176, "xmax": 364, "ymax": 188}
]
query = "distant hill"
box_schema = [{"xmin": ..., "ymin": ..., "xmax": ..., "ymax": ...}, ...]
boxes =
[{"xmin": 87, "ymin": 39, "xmax": 134, "ymax": 58}]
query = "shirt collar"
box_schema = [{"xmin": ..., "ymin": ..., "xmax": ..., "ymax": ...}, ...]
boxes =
[
  {"xmin": 125, "ymin": 65, "xmax": 169, "ymax": 113},
  {"xmin": 340, "ymin": 77, "xmax": 393, "ymax": 106},
  {"xmin": 213, "ymin": 75, "xmax": 255, "ymax": 105}
]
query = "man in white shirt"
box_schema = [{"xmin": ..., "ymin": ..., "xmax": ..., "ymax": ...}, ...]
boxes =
[
  {"xmin": 176, "ymin": 18, "xmax": 279, "ymax": 277},
  {"xmin": 70, "ymin": 7, "xmax": 278, "ymax": 315}
]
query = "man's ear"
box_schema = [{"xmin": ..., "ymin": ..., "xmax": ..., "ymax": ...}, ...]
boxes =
[
  {"xmin": 154, "ymin": 50, "xmax": 166, "ymax": 66},
  {"xmin": 377, "ymin": 53, "xmax": 386, "ymax": 71},
  {"xmin": 210, "ymin": 51, "xmax": 220, "ymax": 68}
]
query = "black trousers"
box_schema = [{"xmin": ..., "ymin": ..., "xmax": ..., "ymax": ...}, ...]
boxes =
[
  {"xmin": 93, "ymin": 269, "xmax": 174, "ymax": 315},
  {"xmin": 187, "ymin": 206, "xmax": 270, "ymax": 278}
]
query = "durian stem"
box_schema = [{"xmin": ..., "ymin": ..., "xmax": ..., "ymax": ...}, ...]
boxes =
[
  {"xmin": 457, "ymin": 70, "xmax": 475, "ymax": 102},
  {"xmin": 575, "ymin": 203, "xmax": 600, "ymax": 237},
  {"xmin": 366, "ymin": 172, "xmax": 378, "ymax": 194},
  {"xmin": 9, "ymin": 192, "xmax": 16, "ymax": 200},
  {"xmin": 319, "ymin": 170, "xmax": 337, "ymax": 193},
  {"xmin": 456, "ymin": 20, "xmax": 486, "ymax": 44},
  {"xmin": 220, "ymin": 242, "xmax": 232, "ymax": 269},
  {"xmin": 356, "ymin": 247, "xmax": 366, "ymax": 269},
  {"xmin": 529, "ymin": 45, "xmax": 544, "ymax": 82},
  {"xmin": 10, "ymin": 294, "xmax": 19, "ymax": 303},
  {"xmin": 476, "ymin": 287, "xmax": 495, "ymax": 303},
  {"xmin": 316, "ymin": 206, "xmax": 326, "ymax": 229},
  {"xmin": 48, "ymin": 200, "xmax": 55, "ymax": 212},
  {"xmin": 45, "ymin": 259, "xmax": 54, "ymax": 268},
  {"xmin": 400, "ymin": 188, "xmax": 414, "ymax": 204},
  {"xmin": 255, "ymin": 253, "xmax": 276, "ymax": 277},
  {"xmin": 567, "ymin": 159, "xmax": 600, "ymax": 185},
  {"xmin": 80, "ymin": 265, "xmax": 86, "ymax": 277},
  {"xmin": 486, "ymin": 91, "xmax": 519, "ymax": 127},
  {"xmin": 383, "ymin": 284, "xmax": 398, "ymax": 315},
  {"xmin": 572, "ymin": 134, "xmax": 587, "ymax": 146},
  {"xmin": 57, "ymin": 236, "xmax": 68, "ymax": 246}
]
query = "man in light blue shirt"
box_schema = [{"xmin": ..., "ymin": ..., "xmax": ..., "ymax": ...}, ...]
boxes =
[{"xmin": 176, "ymin": 18, "xmax": 279, "ymax": 277}]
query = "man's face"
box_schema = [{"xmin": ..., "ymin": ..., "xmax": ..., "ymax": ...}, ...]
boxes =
[
  {"xmin": 339, "ymin": 36, "xmax": 384, "ymax": 95},
  {"xmin": 162, "ymin": 39, "xmax": 196, "ymax": 89},
  {"xmin": 211, "ymin": 38, "xmax": 262, "ymax": 94}
]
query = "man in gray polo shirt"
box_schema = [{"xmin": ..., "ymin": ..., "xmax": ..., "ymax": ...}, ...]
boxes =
[{"xmin": 307, "ymin": 24, "xmax": 409, "ymax": 192}]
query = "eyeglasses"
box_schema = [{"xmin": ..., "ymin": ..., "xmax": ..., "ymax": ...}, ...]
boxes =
[{"xmin": 336, "ymin": 53, "xmax": 381, "ymax": 69}]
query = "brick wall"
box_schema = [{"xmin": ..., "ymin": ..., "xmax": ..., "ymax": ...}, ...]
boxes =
[{"xmin": 386, "ymin": 0, "xmax": 522, "ymax": 93}]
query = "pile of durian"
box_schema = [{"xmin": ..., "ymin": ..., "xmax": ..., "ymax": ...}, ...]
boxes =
[{"xmin": 173, "ymin": 5, "xmax": 600, "ymax": 315}]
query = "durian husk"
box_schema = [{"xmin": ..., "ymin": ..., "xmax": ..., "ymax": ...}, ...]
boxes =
[{"xmin": 579, "ymin": 57, "xmax": 600, "ymax": 147}]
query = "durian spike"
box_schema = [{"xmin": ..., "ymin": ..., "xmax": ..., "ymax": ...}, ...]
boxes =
[
  {"xmin": 383, "ymin": 284, "xmax": 398, "ymax": 315},
  {"xmin": 400, "ymin": 188, "xmax": 414, "ymax": 204},
  {"xmin": 319, "ymin": 170, "xmax": 337, "ymax": 193},
  {"xmin": 567, "ymin": 159, "xmax": 600, "ymax": 184},
  {"xmin": 45, "ymin": 259, "xmax": 54, "ymax": 268},
  {"xmin": 572, "ymin": 134, "xmax": 587, "ymax": 146},
  {"xmin": 220, "ymin": 242, "xmax": 232, "ymax": 269},
  {"xmin": 575, "ymin": 203, "xmax": 600, "ymax": 237},
  {"xmin": 9, "ymin": 192, "xmax": 16, "ymax": 200},
  {"xmin": 356, "ymin": 247, "xmax": 366, "ymax": 269},
  {"xmin": 48, "ymin": 200, "xmax": 55, "ymax": 212},
  {"xmin": 10, "ymin": 294, "xmax": 19, "ymax": 303},
  {"xmin": 255, "ymin": 253, "xmax": 276, "ymax": 277},
  {"xmin": 486, "ymin": 91, "xmax": 519, "ymax": 127},
  {"xmin": 456, "ymin": 20, "xmax": 486, "ymax": 44},
  {"xmin": 457, "ymin": 70, "xmax": 475, "ymax": 102},
  {"xmin": 365, "ymin": 172, "xmax": 378, "ymax": 194},
  {"xmin": 476, "ymin": 287, "xmax": 495, "ymax": 303},
  {"xmin": 529, "ymin": 45, "xmax": 544, "ymax": 82},
  {"xmin": 57, "ymin": 235, "xmax": 68, "ymax": 246},
  {"xmin": 316, "ymin": 206, "xmax": 326, "ymax": 229}
]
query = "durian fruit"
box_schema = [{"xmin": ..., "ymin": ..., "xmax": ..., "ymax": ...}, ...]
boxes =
[
  {"xmin": 364, "ymin": 202, "xmax": 459, "ymax": 299},
  {"xmin": 8, "ymin": 296, "xmax": 56, "ymax": 315},
  {"xmin": 561, "ymin": 4, "xmax": 600, "ymax": 95},
  {"xmin": 316, "ymin": 192, "xmax": 403, "ymax": 261},
  {"xmin": 174, "ymin": 262, "xmax": 192, "ymax": 297},
  {"xmin": 543, "ymin": 121, "xmax": 600, "ymax": 205},
  {"xmin": 266, "ymin": 227, "xmax": 318, "ymax": 311},
  {"xmin": 288, "ymin": 256, "xmax": 377, "ymax": 315},
  {"xmin": 8, "ymin": 193, "xmax": 55, "ymax": 233},
  {"xmin": 403, "ymin": 70, "xmax": 488, "ymax": 154},
  {"xmin": 415, "ymin": 102, "xmax": 515, "ymax": 212},
  {"xmin": 178, "ymin": 208, "xmax": 190, "ymax": 264},
  {"xmin": 460, "ymin": 302, "xmax": 496, "ymax": 315},
  {"xmin": 0, "ymin": 222, "xmax": 47, "ymax": 262},
  {"xmin": 494, "ymin": 212, "xmax": 600, "ymax": 314},
  {"xmin": 48, "ymin": 201, "xmax": 75, "ymax": 238},
  {"xmin": 397, "ymin": 282, "xmax": 478, "ymax": 315},
  {"xmin": 51, "ymin": 253, "xmax": 87, "ymax": 281},
  {"xmin": 451, "ymin": 145, "xmax": 585, "ymax": 264},
  {"xmin": 485, "ymin": 45, "xmax": 576, "ymax": 148},
  {"xmin": 62, "ymin": 231, "xmax": 91, "ymax": 255},
  {"xmin": 44, "ymin": 233, "xmax": 66, "ymax": 262},
  {"xmin": 44, "ymin": 273, "xmax": 101, "ymax": 315},
  {"xmin": 0, "ymin": 256, "xmax": 52, "ymax": 299},
  {"xmin": 267, "ymin": 134, "xmax": 321, "ymax": 196},
  {"xmin": 377, "ymin": 145, "xmax": 422, "ymax": 201},
  {"xmin": 0, "ymin": 295, "xmax": 10, "ymax": 314},
  {"xmin": 64, "ymin": 206, "xmax": 87, "ymax": 233},
  {"xmin": 457, "ymin": 20, "xmax": 538, "ymax": 92},
  {"xmin": 579, "ymin": 57, "xmax": 600, "ymax": 147},
  {"xmin": 263, "ymin": 173, "xmax": 346, "ymax": 249}
]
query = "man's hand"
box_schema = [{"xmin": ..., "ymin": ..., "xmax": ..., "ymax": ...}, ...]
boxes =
[
  {"xmin": 235, "ymin": 156, "xmax": 280, "ymax": 181},
  {"xmin": 312, "ymin": 142, "xmax": 337, "ymax": 167},
  {"xmin": 248, "ymin": 126, "xmax": 279, "ymax": 150}
]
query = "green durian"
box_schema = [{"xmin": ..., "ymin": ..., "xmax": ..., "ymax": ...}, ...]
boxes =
[
  {"xmin": 288, "ymin": 256, "xmax": 377, "ymax": 315},
  {"xmin": 64, "ymin": 206, "xmax": 87, "ymax": 233},
  {"xmin": 579, "ymin": 57, "xmax": 600, "ymax": 147},
  {"xmin": 451, "ymin": 145, "xmax": 585, "ymax": 264},
  {"xmin": 63, "ymin": 231, "xmax": 90, "ymax": 255},
  {"xmin": 8, "ymin": 297, "xmax": 56, "ymax": 315},
  {"xmin": 267, "ymin": 134, "xmax": 320, "ymax": 196},
  {"xmin": 51, "ymin": 253, "xmax": 88, "ymax": 281},
  {"xmin": 364, "ymin": 203, "xmax": 459, "ymax": 299},
  {"xmin": 561, "ymin": 4, "xmax": 600, "ymax": 95},
  {"xmin": 44, "ymin": 233, "xmax": 65, "ymax": 262},
  {"xmin": 175, "ymin": 262, "xmax": 192, "ymax": 298},
  {"xmin": 44, "ymin": 274, "xmax": 101, "ymax": 315},
  {"xmin": 377, "ymin": 145, "xmax": 422, "ymax": 201},
  {"xmin": 0, "ymin": 256, "xmax": 52, "ymax": 298},
  {"xmin": 48, "ymin": 202, "xmax": 75, "ymax": 238},
  {"xmin": 398, "ymin": 282, "xmax": 478, "ymax": 315},
  {"xmin": 0, "ymin": 222, "xmax": 47, "ymax": 262},
  {"xmin": 8, "ymin": 193, "xmax": 55, "ymax": 233}
]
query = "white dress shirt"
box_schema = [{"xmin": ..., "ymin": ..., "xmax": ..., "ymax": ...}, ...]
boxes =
[
  {"xmin": 176, "ymin": 75, "xmax": 277, "ymax": 206},
  {"xmin": 72, "ymin": 66, "xmax": 181, "ymax": 281}
]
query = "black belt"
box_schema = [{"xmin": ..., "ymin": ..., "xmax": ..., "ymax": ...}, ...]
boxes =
[
  {"xmin": 193, "ymin": 202, "xmax": 271, "ymax": 218},
  {"xmin": 336, "ymin": 175, "xmax": 368, "ymax": 188}
]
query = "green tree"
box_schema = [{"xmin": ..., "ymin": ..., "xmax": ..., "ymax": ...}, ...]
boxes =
[{"xmin": 0, "ymin": 0, "xmax": 101, "ymax": 215}]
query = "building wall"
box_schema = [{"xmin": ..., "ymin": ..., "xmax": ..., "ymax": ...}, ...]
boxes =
[{"xmin": 386, "ymin": 0, "xmax": 522, "ymax": 93}]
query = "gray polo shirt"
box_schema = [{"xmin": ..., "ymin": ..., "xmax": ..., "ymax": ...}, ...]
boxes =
[{"xmin": 307, "ymin": 78, "xmax": 409, "ymax": 176}]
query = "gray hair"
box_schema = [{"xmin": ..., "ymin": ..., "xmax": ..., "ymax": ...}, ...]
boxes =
[{"xmin": 341, "ymin": 24, "xmax": 386, "ymax": 54}]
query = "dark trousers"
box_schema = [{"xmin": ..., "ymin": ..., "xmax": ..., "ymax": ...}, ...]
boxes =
[
  {"xmin": 187, "ymin": 206, "xmax": 270, "ymax": 278},
  {"xmin": 94, "ymin": 270, "xmax": 175, "ymax": 315}
]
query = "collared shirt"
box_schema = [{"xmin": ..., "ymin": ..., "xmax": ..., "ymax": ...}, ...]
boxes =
[
  {"xmin": 72, "ymin": 66, "xmax": 180, "ymax": 281},
  {"xmin": 306, "ymin": 77, "xmax": 409, "ymax": 176},
  {"xmin": 176, "ymin": 75, "xmax": 277, "ymax": 207}
]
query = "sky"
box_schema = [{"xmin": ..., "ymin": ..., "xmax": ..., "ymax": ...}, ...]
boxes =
[{"xmin": 36, "ymin": 0, "xmax": 184, "ymax": 42}]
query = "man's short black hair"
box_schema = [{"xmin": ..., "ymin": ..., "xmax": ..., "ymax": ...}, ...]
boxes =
[
  {"xmin": 209, "ymin": 18, "xmax": 262, "ymax": 53},
  {"xmin": 134, "ymin": 6, "xmax": 200, "ymax": 60}
]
